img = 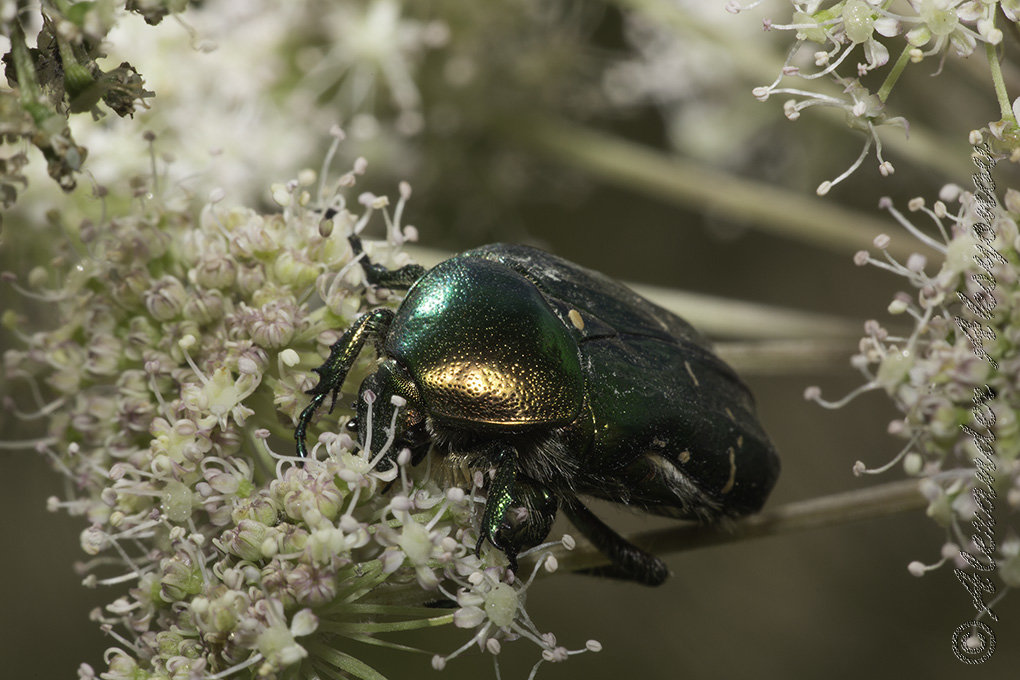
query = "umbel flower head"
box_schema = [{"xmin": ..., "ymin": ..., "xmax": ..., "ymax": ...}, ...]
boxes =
[
  {"xmin": 739, "ymin": 0, "xmax": 1020, "ymax": 192},
  {"xmin": 2, "ymin": 131, "xmax": 597, "ymax": 679},
  {"xmin": 807, "ymin": 141, "xmax": 1020, "ymax": 630}
]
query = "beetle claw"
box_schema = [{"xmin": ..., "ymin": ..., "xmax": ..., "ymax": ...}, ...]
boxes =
[
  {"xmin": 475, "ymin": 519, "xmax": 500, "ymax": 553},
  {"xmin": 474, "ymin": 521, "xmax": 521, "ymax": 573},
  {"xmin": 497, "ymin": 522, "xmax": 520, "ymax": 573},
  {"xmin": 474, "ymin": 533, "xmax": 486, "ymax": 559}
]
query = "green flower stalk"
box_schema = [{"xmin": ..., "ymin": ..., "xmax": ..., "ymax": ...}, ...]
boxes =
[{"xmin": 2, "ymin": 132, "xmax": 597, "ymax": 679}]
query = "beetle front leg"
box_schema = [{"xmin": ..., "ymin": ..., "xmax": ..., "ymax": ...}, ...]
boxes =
[
  {"xmin": 475, "ymin": 445, "xmax": 519, "ymax": 567},
  {"xmin": 560, "ymin": 496, "xmax": 669, "ymax": 586},
  {"xmin": 295, "ymin": 308, "xmax": 394, "ymax": 457},
  {"xmin": 472, "ymin": 445, "xmax": 556, "ymax": 572}
]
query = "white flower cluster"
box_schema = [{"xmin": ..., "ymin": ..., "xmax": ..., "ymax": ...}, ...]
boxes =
[
  {"xmin": 75, "ymin": 0, "xmax": 449, "ymax": 199},
  {"xmin": 3, "ymin": 139, "xmax": 594, "ymax": 679},
  {"xmin": 808, "ymin": 143, "xmax": 1020, "ymax": 623},
  {"xmin": 737, "ymin": 1, "xmax": 1020, "ymax": 192}
]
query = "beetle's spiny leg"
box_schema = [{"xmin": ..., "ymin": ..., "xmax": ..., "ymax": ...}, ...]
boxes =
[
  {"xmin": 560, "ymin": 496, "xmax": 669, "ymax": 586},
  {"xmin": 294, "ymin": 308, "xmax": 394, "ymax": 457},
  {"xmin": 309, "ymin": 367, "xmax": 344, "ymax": 415},
  {"xmin": 349, "ymin": 234, "xmax": 425, "ymax": 290}
]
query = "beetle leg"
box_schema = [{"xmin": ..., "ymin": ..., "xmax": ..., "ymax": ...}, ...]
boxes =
[
  {"xmin": 495, "ymin": 480, "xmax": 557, "ymax": 563},
  {"xmin": 475, "ymin": 445, "xmax": 520, "ymax": 570},
  {"xmin": 560, "ymin": 496, "xmax": 669, "ymax": 586},
  {"xmin": 294, "ymin": 308, "xmax": 394, "ymax": 457},
  {"xmin": 295, "ymin": 392, "xmax": 330, "ymax": 458},
  {"xmin": 349, "ymin": 235, "xmax": 426, "ymax": 290},
  {"xmin": 473, "ymin": 446, "xmax": 558, "ymax": 572}
]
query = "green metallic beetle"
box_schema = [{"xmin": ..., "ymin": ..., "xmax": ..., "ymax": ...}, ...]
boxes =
[{"xmin": 295, "ymin": 236, "xmax": 780, "ymax": 585}]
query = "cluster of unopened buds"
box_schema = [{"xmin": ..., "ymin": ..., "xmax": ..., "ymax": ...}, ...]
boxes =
[{"xmin": 3, "ymin": 131, "xmax": 598, "ymax": 679}]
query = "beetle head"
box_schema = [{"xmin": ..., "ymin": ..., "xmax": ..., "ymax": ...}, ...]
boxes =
[{"xmin": 352, "ymin": 359, "xmax": 429, "ymax": 469}]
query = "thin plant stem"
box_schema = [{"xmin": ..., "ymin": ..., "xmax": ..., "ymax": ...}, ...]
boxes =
[
  {"xmin": 630, "ymin": 283, "xmax": 861, "ymax": 339},
  {"xmin": 531, "ymin": 479, "xmax": 926, "ymax": 575},
  {"xmin": 510, "ymin": 118, "xmax": 918, "ymax": 258},
  {"xmin": 715, "ymin": 338, "xmax": 860, "ymax": 375},
  {"xmin": 987, "ymin": 40, "xmax": 1017, "ymax": 125},
  {"xmin": 9, "ymin": 22, "xmax": 47, "ymax": 121},
  {"xmin": 878, "ymin": 45, "xmax": 912, "ymax": 103}
]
